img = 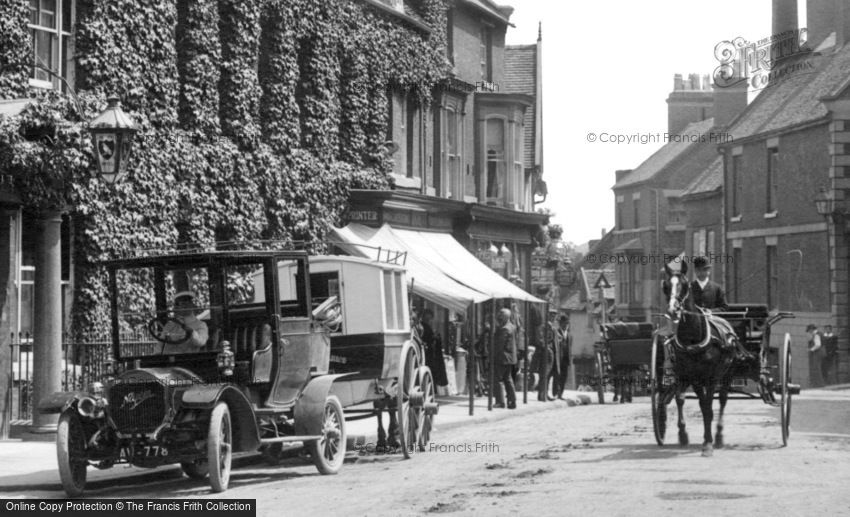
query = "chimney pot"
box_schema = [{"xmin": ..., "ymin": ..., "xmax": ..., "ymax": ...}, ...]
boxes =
[{"xmin": 772, "ymin": 0, "xmax": 799, "ymax": 54}]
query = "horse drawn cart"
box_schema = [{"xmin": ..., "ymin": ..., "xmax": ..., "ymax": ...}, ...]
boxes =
[
  {"xmin": 39, "ymin": 250, "xmax": 436, "ymax": 497},
  {"xmin": 596, "ymin": 303, "xmax": 799, "ymax": 448}
]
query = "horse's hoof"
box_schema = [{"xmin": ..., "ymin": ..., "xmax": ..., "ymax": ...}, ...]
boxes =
[
  {"xmin": 678, "ymin": 432, "xmax": 689, "ymax": 446},
  {"xmin": 701, "ymin": 444, "xmax": 714, "ymax": 457},
  {"xmin": 715, "ymin": 436, "xmax": 724, "ymax": 449}
]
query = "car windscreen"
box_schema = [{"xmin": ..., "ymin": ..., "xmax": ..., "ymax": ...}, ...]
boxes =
[{"xmin": 114, "ymin": 265, "xmax": 222, "ymax": 358}]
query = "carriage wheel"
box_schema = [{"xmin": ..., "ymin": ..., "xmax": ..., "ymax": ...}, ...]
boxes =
[
  {"xmin": 416, "ymin": 366, "xmax": 437, "ymax": 452},
  {"xmin": 396, "ymin": 340, "xmax": 421, "ymax": 459},
  {"xmin": 650, "ymin": 333, "xmax": 667, "ymax": 446},
  {"xmin": 594, "ymin": 350, "xmax": 606, "ymax": 404},
  {"xmin": 780, "ymin": 333, "xmax": 792, "ymax": 447}
]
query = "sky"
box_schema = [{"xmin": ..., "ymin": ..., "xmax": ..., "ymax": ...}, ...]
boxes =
[{"xmin": 505, "ymin": 0, "xmax": 780, "ymax": 246}]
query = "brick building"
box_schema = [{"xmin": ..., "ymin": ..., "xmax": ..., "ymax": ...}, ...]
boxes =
[
  {"xmin": 719, "ymin": 0, "xmax": 850, "ymax": 386},
  {"xmin": 347, "ymin": 0, "xmax": 547, "ymax": 287},
  {"xmin": 610, "ymin": 73, "xmax": 746, "ymax": 322}
]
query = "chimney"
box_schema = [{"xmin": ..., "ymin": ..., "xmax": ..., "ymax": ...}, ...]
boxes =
[
  {"xmin": 615, "ymin": 169, "xmax": 632, "ymax": 182},
  {"xmin": 773, "ymin": 0, "xmax": 798, "ymax": 37},
  {"xmin": 712, "ymin": 70, "xmax": 748, "ymax": 129},
  {"xmin": 807, "ymin": 0, "xmax": 836, "ymax": 50},
  {"xmin": 838, "ymin": 0, "xmax": 850, "ymax": 48},
  {"xmin": 601, "ymin": 228, "xmax": 606, "ymax": 238},
  {"xmin": 667, "ymin": 73, "xmax": 713, "ymax": 135}
]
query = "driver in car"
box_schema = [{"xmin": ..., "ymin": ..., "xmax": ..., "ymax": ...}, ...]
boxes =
[{"xmin": 163, "ymin": 291, "xmax": 209, "ymax": 354}]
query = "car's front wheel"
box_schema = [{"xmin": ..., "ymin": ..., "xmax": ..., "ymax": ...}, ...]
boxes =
[
  {"xmin": 57, "ymin": 411, "xmax": 88, "ymax": 497},
  {"xmin": 207, "ymin": 403, "xmax": 232, "ymax": 492}
]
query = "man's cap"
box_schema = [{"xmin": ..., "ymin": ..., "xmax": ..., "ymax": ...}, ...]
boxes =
[
  {"xmin": 174, "ymin": 291, "xmax": 195, "ymax": 302},
  {"xmin": 806, "ymin": 323, "xmax": 817, "ymax": 332},
  {"xmin": 693, "ymin": 256, "xmax": 711, "ymax": 269},
  {"xmin": 548, "ymin": 307, "xmax": 558, "ymax": 314},
  {"xmin": 558, "ymin": 314, "xmax": 569, "ymax": 322}
]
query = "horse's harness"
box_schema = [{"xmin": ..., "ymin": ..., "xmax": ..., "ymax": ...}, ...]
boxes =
[{"xmin": 666, "ymin": 276, "xmax": 734, "ymax": 355}]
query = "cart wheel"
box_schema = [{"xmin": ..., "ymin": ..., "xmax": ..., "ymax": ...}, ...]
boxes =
[
  {"xmin": 780, "ymin": 333, "xmax": 792, "ymax": 447},
  {"xmin": 309, "ymin": 395, "xmax": 346, "ymax": 474},
  {"xmin": 595, "ymin": 350, "xmax": 606, "ymax": 404},
  {"xmin": 650, "ymin": 334, "xmax": 667, "ymax": 446},
  {"xmin": 207, "ymin": 402, "xmax": 232, "ymax": 492},
  {"xmin": 57, "ymin": 411, "xmax": 88, "ymax": 497},
  {"xmin": 416, "ymin": 366, "xmax": 437, "ymax": 452},
  {"xmin": 181, "ymin": 460, "xmax": 209, "ymax": 480},
  {"xmin": 396, "ymin": 340, "xmax": 421, "ymax": 459}
]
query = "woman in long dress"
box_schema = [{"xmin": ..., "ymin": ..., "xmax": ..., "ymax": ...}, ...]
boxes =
[{"xmin": 421, "ymin": 309, "xmax": 449, "ymax": 387}]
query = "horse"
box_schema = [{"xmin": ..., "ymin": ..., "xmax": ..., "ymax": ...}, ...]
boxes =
[{"xmin": 659, "ymin": 261, "xmax": 737, "ymax": 457}]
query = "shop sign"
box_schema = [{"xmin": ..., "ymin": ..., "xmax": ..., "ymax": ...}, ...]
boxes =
[{"xmin": 348, "ymin": 210, "xmax": 379, "ymax": 223}]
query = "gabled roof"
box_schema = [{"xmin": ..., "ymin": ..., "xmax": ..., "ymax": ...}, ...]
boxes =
[
  {"xmin": 613, "ymin": 117, "xmax": 715, "ymax": 189},
  {"xmin": 504, "ymin": 44, "xmax": 537, "ymax": 168},
  {"xmin": 727, "ymin": 45, "xmax": 850, "ymax": 141},
  {"xmin": 682, "ymin": 156, "xmax": 722, "ymax": 199}
]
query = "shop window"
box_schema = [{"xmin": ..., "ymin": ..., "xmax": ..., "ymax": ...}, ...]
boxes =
[{"xmin": 28, "ymin": 0, "xmax": 75, "ymax": 91}]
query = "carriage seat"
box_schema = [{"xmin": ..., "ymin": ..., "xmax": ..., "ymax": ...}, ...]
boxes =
[
  {"xmin": 601, "ymin": 322, "xmax": 655, "ymax": 341},
  {"xmin": 228, "ymin": 321, "xmax": 273, "ymax": 383}
]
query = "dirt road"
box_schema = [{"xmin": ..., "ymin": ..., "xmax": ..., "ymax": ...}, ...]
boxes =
[{"xmin": 31, "ymin": 390, "xmax": 850, "ymax": 516}]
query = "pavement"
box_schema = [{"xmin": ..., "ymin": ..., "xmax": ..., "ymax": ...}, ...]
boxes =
[{"xmin": 0, "ymin": 390, "xmax": 594, "ymax": 494}]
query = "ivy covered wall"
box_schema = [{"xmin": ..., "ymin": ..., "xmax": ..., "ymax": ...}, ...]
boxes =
[{"xmin": 0, "ymin": 0, "xmax": 450, "ymax": 336}]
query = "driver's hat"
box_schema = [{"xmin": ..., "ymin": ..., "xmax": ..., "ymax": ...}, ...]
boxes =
[{"xmin": 174, "ymin": 290, "xmax": 195, "ymax": 303}]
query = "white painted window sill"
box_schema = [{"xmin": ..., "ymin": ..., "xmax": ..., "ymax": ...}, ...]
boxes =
[
  {"xmin": 392, "ymin": 174, "xmax": 421, "ymax": 189},
  {"xmin": 763, "ymin": 211, "xmax": 778, "ymax": 219},
  {"xmin": 730, "ymin": 216, "xmax": 742, "ymax": 223}
]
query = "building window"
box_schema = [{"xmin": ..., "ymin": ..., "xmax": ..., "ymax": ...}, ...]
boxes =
[
  {"xmin": 767, "ymin": 147, "xmax": 779, "ymax": 213},
  {"xmin": 446, "ymin": 107, "xmax": 460, "ymax": 198},
  {"xmin": 512, "ymin": 121, "xmax": 524, "ymax": 209},
  {"xmin": 632, "ymin": 196, "xmax": 640, "ymax": 227},
  {"xmin": 485, "ymin": 118, "xmax": 506, "ymax": 204},
  {"xmin": 707, "ymin": 230, "xmax": 715, "ymax": 255},
  {"xmin": 630, "ymin": 261, "xmax": 642, "ymax": 303},
  {"xmin": 766, "ymin": 245, "xmax": 778, "ymax": 308},
  {"xmin": 693, "ymin": 229, "xmax": 706, "ymax": 256},
  {"xmin": 480, "ymin": 26, "xmax": 492, "ymax": 82},
  {"xmin": 731, "ymin": 155, "xmax": 742, "ymax": 217},
  {"xmin": 616, "ymin": 195, "xmax": 624, "ymax": 229},
  {"xmin": 406, "ymin": 95, "xmax": 415, "ymax": 178},
  {"xmin": 28, "ymin": 0, "xmax": 75, "ymax": 91}
]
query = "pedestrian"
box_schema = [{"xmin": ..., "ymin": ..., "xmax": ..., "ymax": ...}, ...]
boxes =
[
  {"xmin": 536, "ymin": 309, "xmax": 556, "ymax": 402},
  {"xmin": 807, "ymin": 323, "xmax": 827, "ymax": 387},
  {"xmin": 823, "ymin": 325, "xmax": 839, "ymax": 385},
  {"xmin": 471, "ymin": 321, "xmax": 491, "ymax": 397},
  {"xmin": 510, "ymin": 301, "xmax": 526, "ymax": 387},
  {"xmin": 552, "ymin": 314, "xmax": 572, "ymax": 399},
  {"xmin": 493, "ymin": 308, "xmax": 517, "ymax": 409},
  {"xmin": 421, "ymin": 309, "xmax": 449, "ymax": 388}
]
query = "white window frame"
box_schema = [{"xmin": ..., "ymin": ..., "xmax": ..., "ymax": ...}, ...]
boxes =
[{"xmin": 28, "ymin": 0, "xmax": 75, "ymax": 91}]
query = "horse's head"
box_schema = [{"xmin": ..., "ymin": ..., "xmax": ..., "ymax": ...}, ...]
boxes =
[{"xmin": 662, "ymin": 262, "xmax": 690, "ymax": 323}]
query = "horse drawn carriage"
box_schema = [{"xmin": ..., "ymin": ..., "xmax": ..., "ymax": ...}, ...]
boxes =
[
  {"xmin": 39, "ymin": 250, "xmax": 436, "ymax": 496},
  {"xmin": 596, "ymin": 298, "xmax": 800, "ymax": 450}
]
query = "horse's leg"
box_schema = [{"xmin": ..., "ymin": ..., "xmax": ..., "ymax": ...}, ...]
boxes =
[
  {"xmin": 715, "ymin": 383, "xmax": 729, "ymax": 449},
  {"xmin": 376, "ymin": 407, "xmax": 387, "ymax": 451},
  {"xmin": 387, "ymin": 408, "xmax": 400, "ymax": 449},
  {"xmin": 675, "ymin": 386, "xmax": 688, "ymax": 446},
  {"xmin": 695, "ymin": 384, "xmax": 716, "ymax": 457}
]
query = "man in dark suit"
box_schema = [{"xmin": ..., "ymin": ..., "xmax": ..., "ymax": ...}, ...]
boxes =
[
  {"xmin": 690, "ymin": 256, "xmax": 728, "ymax": 311},
  {"xmin": 552, "ymin": 314, "xmax": 571, "ymax": 399},
  {"xmin": 493, "ymin": 308, "xmax": 517, "ymax": 409}
]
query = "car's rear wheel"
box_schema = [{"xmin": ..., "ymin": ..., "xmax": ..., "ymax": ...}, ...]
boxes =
[
  {"xmin": 207, "ymin": 403, "xmax": 232, "ymax": 492},
  {"xmin": 57, "ymin": 411, "xmax": 87, "ymax": 497}
]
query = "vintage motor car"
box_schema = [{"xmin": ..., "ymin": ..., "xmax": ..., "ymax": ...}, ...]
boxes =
[{"xmin": 39, "ymin": 250, "xmax": 352, "ymax": 496}]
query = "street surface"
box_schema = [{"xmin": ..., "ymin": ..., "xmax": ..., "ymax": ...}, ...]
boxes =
[{"xmin": 13, "ymin": 390, "xmax": 850, "ymax": 516}]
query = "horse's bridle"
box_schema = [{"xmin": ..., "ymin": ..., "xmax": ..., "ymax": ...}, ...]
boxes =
[{"xmin": 666, "ymin": 273, "xmax": 691, "ymax": 325}]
